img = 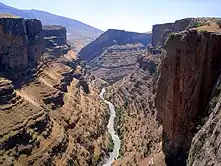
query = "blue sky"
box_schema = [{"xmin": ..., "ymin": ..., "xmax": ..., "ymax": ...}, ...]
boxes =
[{"xmin": 1, "ymin": 0, "xmax": 220, "ymax": 32}]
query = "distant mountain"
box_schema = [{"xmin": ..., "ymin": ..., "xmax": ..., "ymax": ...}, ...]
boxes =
[
  {"xmin": 79, "ymin": 29, "xmax": 152, "ymax": 61},
  {"xmin": 0, "ymin": 2, "xmax": 103, "ymax": 50}
]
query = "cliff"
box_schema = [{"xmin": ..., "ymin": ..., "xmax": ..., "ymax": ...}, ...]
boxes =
[
  {"xmin": 105, "ymin": 51, "xmax": 162, "ymax": 165},
  {"xmin": 156, "ymin": 29, "xmax": 221, "ymax": 165},
  {"xmin": 43, "ymin": 25, "xmax": 70, "ymax": 55},
  {"xmin": 152, "ymin": 17, "xmax": 219, "ymax": 46},
  {"xmin": 0, "ymin": 17, "xmax": 44, "ymax": 71},
  {"xmin": 78, "ymin": 29, "xmax": 152, "ymax": 62},
  {"xmin": 0, "ymin": 17, "xmax": 110, "ymax": 166}
]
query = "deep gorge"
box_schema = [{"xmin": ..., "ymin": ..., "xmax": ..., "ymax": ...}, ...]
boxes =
[{"xmin": 0, "ymin": 8, "xmax": 221, "ymax": 166}]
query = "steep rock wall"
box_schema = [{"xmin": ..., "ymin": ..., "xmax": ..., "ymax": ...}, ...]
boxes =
[
  {"xmin": 156, "ymin": 30, "xmax": 221, "ymax": 165},
  {"xmin": 152, "ymin": 18, "xmax": 218, "ymax": 46},
  {"xmin": 43, "ymin": 25, "xmax": 70, "ymax": 55},
  {"xmin": 0, "ymin": 17, "xmax": 110, "ymax": 166},
  {"xmin": 0, "ymin": 18, "xmax": 44, "ymax": 71}
]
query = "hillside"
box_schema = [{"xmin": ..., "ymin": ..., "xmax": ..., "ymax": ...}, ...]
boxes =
[
  {"xmin": 0, "ymin": 2, "xmax": 103, "ymax": 51},
  {"xmin": 78, "ymin": 29, "xmax": 152, "ymax": 84},
  {"xmin": 0, "ymin": 17, "xmax": 110, "ymax": 166}
]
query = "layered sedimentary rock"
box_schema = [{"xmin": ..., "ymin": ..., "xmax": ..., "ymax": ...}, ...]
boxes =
[
  {"xmin": 152, "ymin": 17, "xmax": 218, "ymax": 46},
  {"xmin": 43, "ymin": 25, "xmax": 70, "ymax": 55},
  {"xmin": 79, "ymin": 29, "xmax": 152, "ymax": 84},
  {"xmin": 89, "ymin": 44, "xmax": 148, "ymax": 83},
  {"xmin": 0, "ymin": 17, "xmax": 44, "ymax": 71},
  {"xmin": 103, "ymin": 50, "xmax": 162, "ymax": 166},
  {"xmin": 79, "ymin": 29, "xmax": 152, "ymax": 62},
  {"xmin": 0, "ymin": 17, "xmax": 110, "ymax": 166},
  {"xmin": 156, "ymin": 29, "xmax": 221, "ymax": 165}
]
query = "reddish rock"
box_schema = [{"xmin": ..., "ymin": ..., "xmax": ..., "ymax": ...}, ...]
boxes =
[{"xmin": 156, "ymin": 30, "xmax": 221, "ymax": 165}]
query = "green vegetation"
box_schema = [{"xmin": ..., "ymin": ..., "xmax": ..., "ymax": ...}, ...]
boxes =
[
  {"xmin": 117, "ymin": 139, "xmax": 124, "ymax": 159},
  {"xmin": 114, "ymin": 106, "xmax": 124, "ymax": 133},
  {"xmin": 199, "ymin": 29, "xmax": 208, "ymax": 34},
  {"xmin": 108, "ymin": 135, "xmax": 114, "ymax": 152},
  {"xmin": 92, "ymin": 153, "xmax": 100, "ymax": 166},
  {"xmin": 190, "ymin": 22, "xmax": 203, "ymax": 28},
  {"xmin": 114, "ymin": 106, "xmax": 125, "ymax": 158}
]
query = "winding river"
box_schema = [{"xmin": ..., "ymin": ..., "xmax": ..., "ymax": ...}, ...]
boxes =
[{"xmin": 99, "ymin": 88, "xmax": 121, "ymax": 166}]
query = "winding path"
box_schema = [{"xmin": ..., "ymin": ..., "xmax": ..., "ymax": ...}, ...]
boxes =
[{"xmin": 99, "ymin": 88, "xmax": 121, "ymax": 166}]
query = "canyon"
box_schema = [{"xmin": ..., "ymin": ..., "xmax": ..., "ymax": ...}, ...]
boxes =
[
  {"xmin": 0, "ymin": 16, "xmax": 110, "ymax": 166},
  {"xmin": 0, "ymin": 9, "xmax": 221, "ymax": 166}
]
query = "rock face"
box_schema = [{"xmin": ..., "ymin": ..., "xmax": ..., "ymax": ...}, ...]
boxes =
[
  {"xmin": 105, "ymin": 51, "xmax": 162, "ymax": 165},
  {"xmin": 0, "ymin": 17, "xmax": 110, "ymax": 166},
  {"xmin": 43, "ymin": 25, "xmax": 70, "ymax": 55},
  {"xmin": 156, "ymin": 30, "xmax": 221, "ymax": 165},
  {"xmin": 0, "ymin": 2, "xmax": 103, "ymax": 51},
  {"xmin": 152, "ymin": 18, "xmax": 218, "ymax": 46},
  {"xmin": 79, "ymin": 29, "xmax": 152, "ymax": 61},
  {"xmin": 89, "ymin": 44, "xmax": 148, "ymax": 83},
  {"xmin": 79, "ymin": 29, "xmax": 152, "ymax": 84},
  {"xmin": 0, "ymin": 17, "xmax": 44, "ymax": 71}
]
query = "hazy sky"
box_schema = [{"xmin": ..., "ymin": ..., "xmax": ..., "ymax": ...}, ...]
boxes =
[{"xmin": 1, "ymin": 0, "xmax": 220, "ymax": 32}]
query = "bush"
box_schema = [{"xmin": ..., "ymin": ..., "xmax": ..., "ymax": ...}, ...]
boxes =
[
  {"xmin": 216, "ymin": 20, "xmax": 221, "ymax": 28},
  {"xmin": 190, "ymin": 22, "xmax": 203, "ymax": 28}
]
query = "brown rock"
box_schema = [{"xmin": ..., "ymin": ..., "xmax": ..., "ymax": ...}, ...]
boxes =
[
  {"xmin": 156, "ymin": 30, "xmax": 221, "ymax": 165},
  {"xmin": 152, "ymin": 17, "xmax": 219, "ymax": 46},
  {"xmin": 0, "ymin": 18, "xmax": 44, "ymax": 71}
]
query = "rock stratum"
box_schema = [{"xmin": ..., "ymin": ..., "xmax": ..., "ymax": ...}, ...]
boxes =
[
  {"xmin": 87, "ymin": 17, "xmax": 221, "ymax": 166},
  {"xmin": 1, "ymin": 14, "xmax": 221, "ymax": 166},
  {"xmin": 0, "ymin": 2, "xmax": 103, "ymax": 51},
  {"xmin": 152, "ymin": 17, "xmax": 219, "ymax": 46},
  {"xmin": 79, "ymin": 29, "xmax": 152, "ymax": 84},
  {"xmin": 156, "ymin": 20, "xmax": 221, "ymax": 165},
  {"xmin": 105, "ymin": 51, "xmax": 162, "ymax": 165},
  {"xmin": 0, "ymin": 17, "xmax": 110, "ymax": 166}
]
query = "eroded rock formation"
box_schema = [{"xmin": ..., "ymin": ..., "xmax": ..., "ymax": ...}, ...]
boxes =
[
  {"xmin": 152, "ymin": 18, "xmax": 219, "ymax": 46},
  {"xmin": 0, "ymin": 17, "xmax": 110, "ymax": 166},
  {"xmin": 79, "ymin": 29, "xmax": 152, "ymax": 62},
  {"xmin": 0, "ymin": 17, "xmax": 44, "ymax": 71},
  {"xmin": 156, "ymin": 29, "xmax": 221, "ymax": 165},
  {"xmin": 43, "ymin": 25, "xmax": 70, "ymax": 55}
]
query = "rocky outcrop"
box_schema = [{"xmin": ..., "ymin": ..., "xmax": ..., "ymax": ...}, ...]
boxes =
[
  {"xmin": 0, "ymin": 17, "xmax": 110, "ymax": 166},
  {"xmin": 187, "ymin": 73, "xmax": 221, "ymax": 166},
  {"xmin": 78, "ymin": 29, "xmax": 152, "ymax": 61},
  {"xmin": 26, "ymin": 19, "xmax": 45, "ymax": 62},
  {"xmin": 156, "ymin": 30, "xmax": 221, "ymax": 165},
  {"xmin": 0, "ymin": 17, "xmax": 44, "ymax": 71},
  {"xmin": 152, "ymin": 23, "xmax": 173, "ymax": 47},
  {"xmin": 43, "ymin": 25, "xmax": 70, "ymax": 55},
  {"xmin": 88, "ymin": 44, "xmax": 149, "ymax": 84},
  {"xmin": 105, "ymin": 51, "xmax": 162, "ymax": 165},
  {"xmin": 152, "ymin": 18, "xmax": 218, "ymax": 46}
]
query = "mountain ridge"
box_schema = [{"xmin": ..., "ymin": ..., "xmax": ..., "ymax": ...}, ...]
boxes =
[{"xmin": 0, "ymin": 2, "xmax": 103, "ymax": 50}]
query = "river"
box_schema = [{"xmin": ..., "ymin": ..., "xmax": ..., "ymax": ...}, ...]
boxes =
[{"xmin": 99, "ymin": 88, "xmax": 121, "ymax": 166}]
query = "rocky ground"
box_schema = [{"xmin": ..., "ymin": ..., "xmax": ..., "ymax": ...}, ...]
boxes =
[
  {"xmin": 84, "ymin": 17, "xmax": 221, "ymax": 166},
  {"xmin": 1, "ymin": 15, "xmax": 221, "ymax": 166},
  {"xmin": 0, "ymin": 17, "xmax": 110, "ymax": 166}
]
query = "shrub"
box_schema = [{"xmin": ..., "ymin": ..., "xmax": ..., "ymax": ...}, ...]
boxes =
[
  {"xmin": 199, "ymin": 30, "xmax": 208, "ymax": 34},
  {"xmin": 190, "ymin": 22, "xmax": 203, "ymax": 28}
]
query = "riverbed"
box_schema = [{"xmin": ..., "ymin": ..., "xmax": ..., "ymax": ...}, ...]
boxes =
[{"xmin": 99, "ymin": 88, "xmax": 121, "ymax": 166}]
